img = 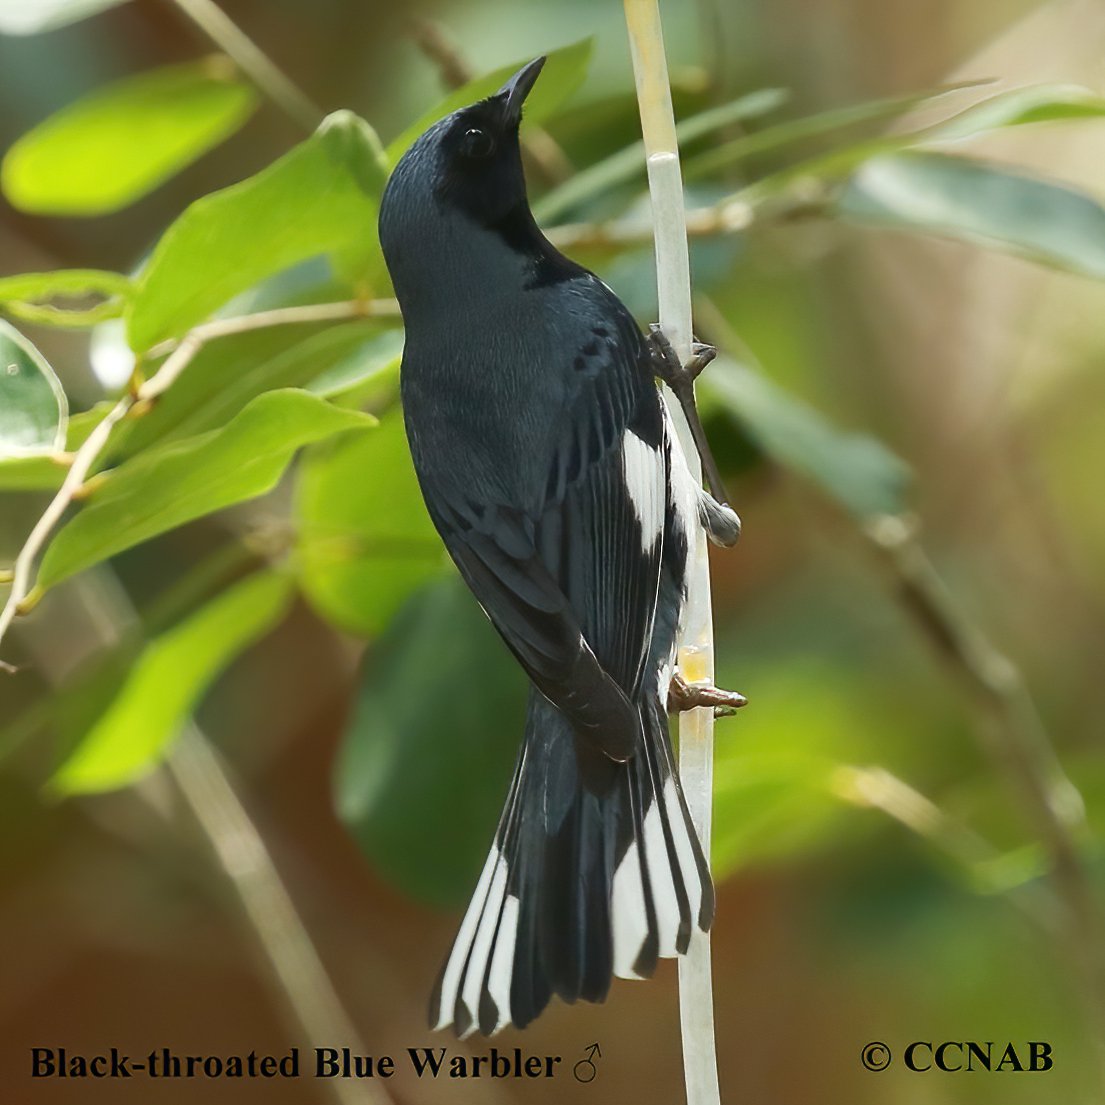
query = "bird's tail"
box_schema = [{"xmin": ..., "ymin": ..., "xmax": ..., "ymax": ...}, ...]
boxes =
[{"xmin": 430, "ymin": 688, "xmax": 714, "ymax": 1037}]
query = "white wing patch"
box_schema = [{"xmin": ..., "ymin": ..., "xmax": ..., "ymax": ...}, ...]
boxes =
[{"xmin": 621, "ymin": 429, "xmax": 665, "ymax": 552}]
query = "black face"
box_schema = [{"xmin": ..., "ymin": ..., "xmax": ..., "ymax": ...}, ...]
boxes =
[
  {"xmin": 432, "ymin": 97, "xmax": 528, "ymax": 229},
  {"xmin": 380, "ymin": 57, "xmax": 581, "ymax": 298}
]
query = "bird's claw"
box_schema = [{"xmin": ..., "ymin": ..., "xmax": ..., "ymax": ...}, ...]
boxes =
[
  {"xmin": 647, "ymin": 326, "xmax": 717, "ymax": 388},
  {"xmin": 646, "ymin": 325, "xmax": 732, "ymax": 509},
  {"xmin": 667, "ymin": 671, "xmax": 747, "ymax": 717}
]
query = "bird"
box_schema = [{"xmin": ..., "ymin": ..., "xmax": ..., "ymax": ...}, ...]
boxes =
[{"xmin": 378, "ymin": 56, "xmax": 742, "ymax": 1037}]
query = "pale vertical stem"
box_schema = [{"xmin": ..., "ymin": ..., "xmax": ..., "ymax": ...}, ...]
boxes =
[{"xmin": 624, "ymin": 3, "xmax": 721, "ymax": 1104}]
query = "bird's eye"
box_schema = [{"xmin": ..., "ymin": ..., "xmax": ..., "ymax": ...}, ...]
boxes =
[{"xmin": 461, "ymin": 127, "xmax": 494, "ymax": 158}]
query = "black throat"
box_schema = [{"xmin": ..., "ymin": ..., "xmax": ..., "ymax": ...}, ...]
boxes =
[{"xmin": 484, "ymin": 200, "xmax": 585, "ymax": 290}]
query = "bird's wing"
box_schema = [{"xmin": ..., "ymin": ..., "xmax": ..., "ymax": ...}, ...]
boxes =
[{"xmin": 418, "ymin": 304, "xmax": 668, "ymax": 762}]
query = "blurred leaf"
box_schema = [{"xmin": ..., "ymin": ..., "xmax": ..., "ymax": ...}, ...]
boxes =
[
  {"xmin": 0, "ymin": 0, "xmax": 128, "ymax": 34},
  {"xmin": 113, "ymin": 319, "xmax": 391, "ymax": 458},
  {"xmin": 386, "ymin": 38, "xmax": 593, "ymax": 163},
  {"xmin": 0, "ymin": 404, "xmax": 116, "ymax": 490},
  {"xmin": 51, "ymin": 570, "xmax": 294, "ymax": 794},
  {"xmin": 0, "ymin": 269, "xmax": 133, "ymax": 328},
  {"xmin": 127, "ymin": 110, "xmax": 386, "ymax": 351},
  {"xmin": 685, "ymin": 80, "xmax": 987, "ymax": 181},
  {"xmin": 0, "ymin": 270, "xmax": 131, "ymax": 302},
  {"xmin": 702, "ymin": 356, "xmax": 911, "ymax": 520},
  {"xmin": 536, "ymin": 87, "xmax": 787, "ymax": 223},
  {"xmin": 0, "ymin": 321, "xmax": 67, "ymax": 456},
  {"xmin": 2, "ymin": 58, "xmax": 258, "ymax": 216},
  {"xmin": 336, "ymin": 576, "xmax": 524, "ymax": 906},
  {"xmin": 296, "ymin": 410, "xmax": 445, "ymax": 637},
  {"xmin": 0, "ymin": 454, "xmax": 67, "ymax": 491},
  {"xmin": 925, "ymin": 83, "xmax": 1105, "ymax": 143},
  {"xmin": 0, "ymin": 403, "xmax": 112, "ymax": 490},
  {"xmin": 38, "ymin": 389, "xmax": 373, "ymax": 591},
  {"xmin": 306, "ymin": 329, "xmax": 403, "ymax": 406},
  {"xmin": 837, "ymin": 152, "xmax": 1105, "ymax": 280},
  {"xmin": 712, "ymin": 663, "xmax": 867, "ymax": 876},
  {"xmin": 737, "ymin": 83, "xmax": 1105, "ymax": 209}
]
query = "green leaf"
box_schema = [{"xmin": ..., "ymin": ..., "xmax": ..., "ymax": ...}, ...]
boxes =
[
  {"xmin": 535, "ymin": 87, "xmax": 787, "ymax": 223},
  {"xmin": 38, "ymin": 389, "xmax": 373, "ymax": 591},
  {"xmin": 0, "ymin": 403, "xmax": 111, "ymax": 491},
  {"xmin": 837, "ymin": 152, "xmax": 1105, "ymax": 280},
  {"xmin": 684, "ymin": 80, "xmax": 988, "ymax": 181},
  {"xmin": 0, "ymin": 321, "xmax": 67, "ymax": 456},
  {"xmin": 712, "ymin": 663, "xmax": 865, "ymax": 876},
  {"xmin": 0, "ymin": 453, "xmax": 68, "ymax": 491},
  {"xmin": 336, "ymin": 576, "xmax": 524, "ymax": 905},
  {"xmin": 0, "ymin": 269, "xmax": 131, "ymax": 301},
  {"xmin": 0, "ymin": 269, "xmax": 132, "ymax": 329},
  {"xmin": 924, "ymin": 83, "xmax": 1105, "ymax": 144},
  {"xmin": 295, "ymin": 409, "xmax": 445, "ymax": 637},
  {"xmin": 306, "ymin": 329, "xmax": 403, "ymax": 406},
  {"xmin": 732, "ymin": 83, "xmax": 1105, "ymax": 209},
  {"xmin": 2, "ymin": 58, "xmax": 258, "ymax": 216},
  {"xmin": 51, "ymin": 570, "xmax": 294, "ymax": 794},
  {"xmin": 0, "ymin": 0, "xmax": 128, "ymax": 34},
  {"xmin": 386, "ymin": 38, "xmax": 593, "ymax": 164},
  {"xmin": 113, "ymin": 318, "xmax": 392, "ymax": 458},
  {"xmin": 126, "ymin": 110, "xmax": 387, "ymax": 352},
  {"xmin": 702, "ymin": 356, "xmax": 911, "ymax": 520}
]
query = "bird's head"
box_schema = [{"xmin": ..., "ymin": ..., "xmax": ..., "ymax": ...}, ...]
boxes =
[
  {"xmin": 428, "ymin": 56, "xmax": 545, "ymax": 227},
  {"xmin": 379, "ymin": 57, "xmax": 549, "ymax": 300}
]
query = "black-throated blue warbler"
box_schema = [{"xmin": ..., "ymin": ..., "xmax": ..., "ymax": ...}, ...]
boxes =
[{"xmin": 379, "ymin": 56, "xmax": 741, "ymax": 1037}]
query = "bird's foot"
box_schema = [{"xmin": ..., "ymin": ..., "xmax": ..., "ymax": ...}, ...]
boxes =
[
  {"xmin": 667, "ymin": 670, "xmax": 747, "ymax": 718},
  {"xmin": 646, "ymin": 325, "xmax": 732, "ymax": 509},
  {"xmin": 698, "ymin": 490, "xmax": 741, "ymax": 548},
  {"xmin": 647, "ymin": 325, "xmax": 717, "ymax": 389}
]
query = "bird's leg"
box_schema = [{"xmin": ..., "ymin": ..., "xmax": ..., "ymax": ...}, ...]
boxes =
[
  {"xmin": 647, "ymin": 324, "xmax": 732, "ymax": 509},
  {"xmin": 667, "ymin": 670, "xmax": 747, "ymax": 718}
]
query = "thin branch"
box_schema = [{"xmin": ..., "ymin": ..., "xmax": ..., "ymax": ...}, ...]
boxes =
[
  {"xmin": 624, "ymin": 3, "xmax": 721, "ymax": 1104},
  {"xmin": 0, "ymin": 298, "xmax": 398, "ymax": 666},
  {"xmin": 166, "ymin": 725, "xmax": 388, "ymax": 1105},
  {"xmin": 169, "ymin": 0, "xmax": 324, "ymax": 133},
  {"xmin": 9, "ymin": 566, "xmax": 378, "ymax": 1104},
  {"xmin": 144, "ymin": 298, "xmax": 400, "ymax": 366},
  {"xmin": 830, "ymin": 764, "xmax": 1055, "ymax": 929},
  {"xmin": 407, "ymin": 16, "xmax": 472, "ymax": 90},
  {"xmin": 546, "ymin": 189, "xmax": 820, "ymax": 252},
  {"xmin": 865, "ymin": 515, "xmax": 1105, "ymax": 1057},
  {"xmin": 697, "ymin": 295, "xmax": 1105, "ymax": 1084}
]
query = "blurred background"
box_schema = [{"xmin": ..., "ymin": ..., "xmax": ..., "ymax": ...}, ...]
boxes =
[{"xmin": 2, "ymin": 0, "xmax": 1105, "ymax": 1103}]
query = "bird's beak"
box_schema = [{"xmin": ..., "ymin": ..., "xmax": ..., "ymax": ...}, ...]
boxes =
[{"xmin": 496, "ymin": 56, "xmax": 546, "ymax": 124}]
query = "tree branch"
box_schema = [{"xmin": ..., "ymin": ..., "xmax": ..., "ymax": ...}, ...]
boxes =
[
  {"xmin": 830, "ymin": 763, "xmax": 1055, "ymax": 929},
  {"xmin": 0, "ymin": 298, "xmax": 399, "ymax": 666},
  {"xmin": 167, "ymin": 725, "xmax": 390, "ymax": 1105},
  {"xmin": 169, "ymin": 0, "xmax": 324, "ymax": 133},
  {"xmin": 623, "ymin": 3, "xmax": 722, "ymax": 1103},
  {"xmin": 545, "ymin": 189, "xmax": 820, "ymax": 252},
  {"xmin": 865, "ymin": 515, "xmax": 1105, "ymax": 1069}
]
